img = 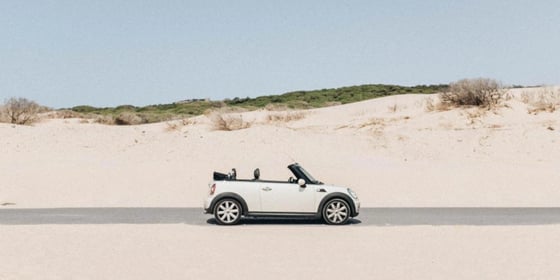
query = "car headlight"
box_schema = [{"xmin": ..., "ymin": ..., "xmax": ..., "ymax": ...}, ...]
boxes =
[{"xmin": 347, "ymin": 188, "xmax": 358, "ymax": 199}]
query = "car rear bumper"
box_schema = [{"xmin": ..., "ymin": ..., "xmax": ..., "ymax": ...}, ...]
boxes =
[{"xmin": 203, "ymin": 196, "xmax": 214, "ymax": 214}]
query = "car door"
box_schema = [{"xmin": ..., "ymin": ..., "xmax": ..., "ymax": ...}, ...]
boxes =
[{"xmin": 259, "ymin": 182, "xmax": 316, "ymax": 213}]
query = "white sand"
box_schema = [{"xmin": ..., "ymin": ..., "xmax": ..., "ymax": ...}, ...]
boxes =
[
  {"xmin": 1, "ymin": 88, "xmax": 560, "ymax": 279},
  {"xmin": 1, "ymin": 224, "xmax": 559, "ymax": 279}
]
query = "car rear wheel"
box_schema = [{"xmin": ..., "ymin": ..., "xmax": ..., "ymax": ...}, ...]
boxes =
[
  {"xmin": 322, "ymin": 198, "xmax": 350, "ymax": 225},
  {"xmin": 214, "ymin": 199, "xmax": 242, "ymax": 225}
]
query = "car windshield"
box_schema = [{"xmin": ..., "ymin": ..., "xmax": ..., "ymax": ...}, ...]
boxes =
[{"xmin": 299, "ymin": 166, "xmax": 319, "ymax": 183}]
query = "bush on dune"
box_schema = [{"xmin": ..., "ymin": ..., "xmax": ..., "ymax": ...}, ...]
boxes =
[
  {"xmin": 0, "ymin": 97, "xmax": 44, "ymax": 125},
  {"xmin": 114, "ymin": 112, "xmax": 143, "ymax": 125},
  {"xmin": 439, "ymin": 78, "xmax": 505, "ymax": 109}
]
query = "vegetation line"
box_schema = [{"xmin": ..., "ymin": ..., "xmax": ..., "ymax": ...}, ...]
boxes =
[
  {"xmin": 65, "ymin": 84, "xmax": 446, "ymax": 125},
  {"xmin": 2, "ymin": 83, "xmax": 447, "ymax": 125}
]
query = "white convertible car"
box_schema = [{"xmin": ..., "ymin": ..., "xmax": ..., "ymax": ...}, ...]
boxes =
[{"xmin": 204, "ymin": 163, "xmax": 360, "ymax": 225}]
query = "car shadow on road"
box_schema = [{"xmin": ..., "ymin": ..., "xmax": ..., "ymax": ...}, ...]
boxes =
[{"xmin": 205, "ymin": 217, "xmax": 362, "ymax": 226}]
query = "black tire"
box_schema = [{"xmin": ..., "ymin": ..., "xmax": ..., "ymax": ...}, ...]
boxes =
[
  {"xmin": 322, "ymin": 198, "xmax": 351, "ymax": 225},
  {"xmin": 214, "ymin": 198, "xmax": 242, "ymax": 225}
]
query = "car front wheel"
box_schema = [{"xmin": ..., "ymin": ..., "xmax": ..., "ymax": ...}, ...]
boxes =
[
  {"xmin": 322, "ymin": 199, "xmax": 351, "ymax": 225},
  {"xmin": 214, "ymin": 199, "xmax": 242, "ymax": 225}
]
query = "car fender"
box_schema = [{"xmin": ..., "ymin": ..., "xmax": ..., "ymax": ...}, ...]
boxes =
[
  {"xmin": 317, "ymin": 192, "xmax": 357, "ymax": 217},
  {"xmin": 209, "ymin": 192, "xmax": 250, "ymax": 215}
]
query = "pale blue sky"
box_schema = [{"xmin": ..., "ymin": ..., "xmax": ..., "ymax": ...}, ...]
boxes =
[{"xmin": 1, "ymin": 1, "xmax": 559, "ymax": 108}]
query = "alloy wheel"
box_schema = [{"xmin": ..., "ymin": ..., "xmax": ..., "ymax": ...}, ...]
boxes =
[
  {"xmin": 323, "ymin": 199, "xmax": 350, "ymax": 225},
  {"xmin": 215, "ymin": 199, "xmax": 241, "ymax": 225}
]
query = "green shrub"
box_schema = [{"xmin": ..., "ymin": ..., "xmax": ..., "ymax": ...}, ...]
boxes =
[{"xmin": 64, "ymin": 83, "xmax": 448, "ymax": 125}]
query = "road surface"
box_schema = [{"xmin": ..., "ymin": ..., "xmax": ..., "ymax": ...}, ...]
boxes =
[{"xmin": 2, "ymin": 207, "xmax": 560, "ymax": 226}]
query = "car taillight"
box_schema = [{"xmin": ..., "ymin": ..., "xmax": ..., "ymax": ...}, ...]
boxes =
[{"xmin": 210, "ymin": 184, "xmax": 216, "ymax": 195}]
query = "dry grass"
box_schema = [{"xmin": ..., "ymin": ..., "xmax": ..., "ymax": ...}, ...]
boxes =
[
  {"xmin": 93, "ymin": 113, "xmax": 139, "ymax": 125},
  {"xmin": 166, "ymin": 122, "xmax": 180, "ymax": 131},
  {"xmin": 359, "ymin": 118, "xmax": 385, "ymax": 128},
  {"xmin": 465, "ymin": 109, "xmax": 485, "ymax": 126},
  {"xmin": 208, "ymin": 112, "xmax": 251, "ymax": 131},
  {"xmin": 359, "ymin": 118, "xmax": 386, "ymax": 135},
  {"xmin": 266, "ymin": 111, "xmax": 305, "ymax": 123},
  {"xmin": 95, "ymin": 115, "xmax": 115, "ymax": 125},
  {"xmin": 425, "ymin": 97, "xmax": 452, "ymax": 112},
  {"xmin": 388, "ymin": 104, "xmax": 398, "ymax": 113},
  {"xmin": 205, "ymin": 107, "xmax": 251, "ymax": 131},
  {"xmin": 165, "ymin": 118, "xmax": 196, "ymax": 132},
  {"xmin": 521, "ymin": 88, "xmax": 560, "ymax": 114},
  {"xmin": 46, "ymin": 110, "xmax": 85, "ymax": 119},
  {"xmin": 0, "ymin": 105, "xmax": 6, "ymax": 123},
  {"xmin": 425, "ymin": 98, "xmax": 436, "ymax": 112},
  {"xmin": 486, "ymin": 124, "xmax": 503, "ymax": 129},
  {"xmin": 324, "ymin": 101, "xmax": 342, "ymax": 107},
  {"xmin": 264, "ymin": 103, "xmax": 290, "ymax": 111}
]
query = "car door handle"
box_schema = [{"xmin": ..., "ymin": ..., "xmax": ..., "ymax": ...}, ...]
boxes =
[{"xmin": 262, "ymin": 187, "xmax": 272, "ymax": 191}]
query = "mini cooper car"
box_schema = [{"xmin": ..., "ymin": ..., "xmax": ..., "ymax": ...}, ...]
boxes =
[{"xmin": 204, "ymin": 163, "xmax": 360, "ymax": 225}]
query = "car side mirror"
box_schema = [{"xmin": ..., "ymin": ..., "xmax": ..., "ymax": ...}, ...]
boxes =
[{"xmin": 297, "ymin": 178, "xmax": 306, "ymax": 188}]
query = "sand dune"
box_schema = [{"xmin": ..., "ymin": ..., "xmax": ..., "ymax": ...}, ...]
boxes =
[{"xmin": 1, "ymin": 88, "xmax": 559, "ymax": 208}]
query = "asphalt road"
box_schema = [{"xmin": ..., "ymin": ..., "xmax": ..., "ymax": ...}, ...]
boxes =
[{"xmin": 2, "ymin": 207, "xmax": 560, "ymax": 226}]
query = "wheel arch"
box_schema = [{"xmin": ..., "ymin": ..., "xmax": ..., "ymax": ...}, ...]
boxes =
[
  {"xmin": 210, "ymin": 192, "xmax": 249, "ymax": 215},
  {"xmin": 317, "ymin": 193, "xmax": 357, "ymax": 217}
]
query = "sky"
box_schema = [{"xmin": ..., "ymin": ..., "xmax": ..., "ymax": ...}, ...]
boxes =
[{"xmin": 1, "ymin": 0, "xmax": 559, "ymax": 108}]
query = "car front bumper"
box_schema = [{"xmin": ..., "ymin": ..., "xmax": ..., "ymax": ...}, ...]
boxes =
[{"xmin": 353, "ymin": 199, "xmax": 360, "ymax": 217}]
